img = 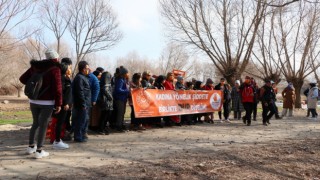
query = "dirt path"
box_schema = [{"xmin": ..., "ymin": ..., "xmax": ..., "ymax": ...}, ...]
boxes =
[{"xmin": 0, "ymin": 115, "xmax": 320, "ymax": 179}]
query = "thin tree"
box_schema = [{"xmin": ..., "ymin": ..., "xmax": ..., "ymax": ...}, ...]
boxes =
[
  {"xmin": 272, "ymin": 2, "xmax": 320, "ymax": 108},
  {"xmin": 159, "ymin": 0, "xmax": 267, "ymax": 85},
  {"xmin": 39, "ymin": 0, "xmax": 70, "ymax": 54},
  {"xmin": 66, "ymin": 0, "xmax": 122, "ymax": 76},
  {"xmin": 0, "ymin": 0, "xmax": 36, "ymax": 52}
]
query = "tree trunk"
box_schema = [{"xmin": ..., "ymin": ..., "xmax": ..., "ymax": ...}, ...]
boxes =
[
  {"xmin": 17, "ymin": 87, "xmax": 22, "ymax": 98},
  {"xmin": 292, "ymin": 80, "xmax": 304, "ymax": 108}
]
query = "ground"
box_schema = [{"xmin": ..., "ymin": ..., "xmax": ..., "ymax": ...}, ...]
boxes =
[{"xmin": 0, "ymin": 96, "xmax": 320, "ymax": 180}]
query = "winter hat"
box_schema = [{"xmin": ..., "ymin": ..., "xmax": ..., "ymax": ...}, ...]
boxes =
[
  {"xmin": 177, "ymin": 76, "xmax": 183, "ymax": 82},
  {"xmin": 206, "ymin": 78, "xmax": 214, "ymax": 84},
  {"xmin": 235, "ymin": 80, "xmax": 240, "ymax": 85},
  {"xmin": 119, "ymin": 67, "xmax": 128, "ymax": 75},
  {"xmin": 45, "ymin": 49, "xmax": 59, "ymax": 60}
]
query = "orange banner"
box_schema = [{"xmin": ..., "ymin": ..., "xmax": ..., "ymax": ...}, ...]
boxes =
[{"xmin": 131, "ymin": 89, "xmax": 223, "ymax": 118}]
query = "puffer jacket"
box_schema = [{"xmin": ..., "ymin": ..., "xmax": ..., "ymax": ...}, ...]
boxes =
[
  {"xmin": 97, "ymin": 72, "xmax": 113, "ymax": 111},
  {"xmin": 19, "ymin": 59, "xmax": 62, "ymax": 106}
]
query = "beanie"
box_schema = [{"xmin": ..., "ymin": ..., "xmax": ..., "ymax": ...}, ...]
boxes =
[
  {"xmin": 119, "ymin": 67, "xmax": 128, "ymax": 75},
  {"xmin": 177, "ymin": 76, "xmax": 183, "ymax": 82},
  {"xmin": 235, "ymin": 80, "xmax": 240, "ymax": 85},
  {"xmin": 45, "ymin": 49, "xmax": 59, "ymax": 60}
]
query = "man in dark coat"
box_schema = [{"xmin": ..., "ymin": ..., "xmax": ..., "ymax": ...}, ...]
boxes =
[{"xmin": 72, "ymin": 61, "xmax": 91, "ymax": 142}]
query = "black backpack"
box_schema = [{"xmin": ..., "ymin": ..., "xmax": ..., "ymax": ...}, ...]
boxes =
[{"xmin": 24, "ymin": 67, "xmax": 54, "ymax": 100}]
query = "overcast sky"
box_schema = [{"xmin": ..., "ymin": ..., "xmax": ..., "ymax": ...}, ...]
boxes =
[{"xmin": 107, "ymin": 0, "xmax": 166, "ymax": 61}]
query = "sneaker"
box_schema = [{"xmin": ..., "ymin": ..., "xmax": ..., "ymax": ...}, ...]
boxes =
[
  {"xmin": 219, "ymin": 119, "xmax": 223, "ymax": 123},
  {"xmin": 26, "ymin": 145, "xmax": 37, "ymax": 154},
  {"xmin": 225, "ymin": 119, "xmax": 231, "ymax": 123},
  {"xmin": 35, "ymin": 150, "xmax": 49, "ymax": 159},
  {"xmin": 53, "ymin": 140, "xmax": 69, "ymax": 150}
]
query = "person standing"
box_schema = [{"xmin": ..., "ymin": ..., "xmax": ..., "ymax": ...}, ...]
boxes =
[
  {"xmin": 129, "ymin": 73, "xmax": 146, "ymax": 131},
  {"xmin": 272, "ymin": 81, "xmax": 282, "ymax": 119},
  {"xmin": 20, "ymin": 49, "xmax": 62, "ymax": 158},
  {"xmin": 113, "ymin": 67, "xmax": 130, "ymax": 132},
  {"xmin": 251, "ymin": 78, "xmax": 259, "ymax": 121},
  {"xmin": 214, "ymin": 78, "xmax": 231, "ymax": 123},
  {"xmin": 163, "ymin": 72, "xmax": 181, "ymax": 126},
  {"xmin": 72, "ymin": 61, "xmax": 91, "ymax": 142},
  {"xmin": 52, "ymin": 57, "xmax": 72, "ymax": 149},
  {"xmin": 259, "ymin": 80, "xmax": 276, "ymax": 126},
  {"xmin": 307, "ymin": 82, "xmax": 318, "ymax": 120},
  {"xmin": 97, "ymin": 71, "xmax": 113, "ymax": 135},
  {"xmin": 281, "ymin": 82, "xmax": 295, "ymax": 117},
  {"xmin": 239, "ymin": 76, "xmax": 255, "ymax": 126},
  {"xmin": 231, "ymin": 80, "xmax": 244, "ymax": 120}
]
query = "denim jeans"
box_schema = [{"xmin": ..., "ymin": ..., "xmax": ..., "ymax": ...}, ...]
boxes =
[
  {"xmin": 29, "ymin": 103, "xmax": 54, "ymax": 149},
  {"xmin": 72, "ymin": 107, "xmax": 88, "ymax": 141}
]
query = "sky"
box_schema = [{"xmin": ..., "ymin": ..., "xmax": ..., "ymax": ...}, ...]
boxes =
[{"xmin": 106, "ymin": 0, "xmax": 166, "ymax": 61}]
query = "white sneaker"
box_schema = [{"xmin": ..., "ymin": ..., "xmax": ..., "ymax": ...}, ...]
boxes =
[
  {"xmin": 219, "ymin": 119, "xmax": 223, "ymax": 123},
  {"xmin": 35, "ymin": 150, "xmax": 49, "ymax": 159},
  {"xmin": 53, "ymin": 140, "xmax": 69, "ymax": 150},
  {"xmin": 225, "ymin": 119, "xmax": 231, "ymax": 123},
  {"xmin": 26, "ymin": 145, "xmax": 37, "ymax": 154}
]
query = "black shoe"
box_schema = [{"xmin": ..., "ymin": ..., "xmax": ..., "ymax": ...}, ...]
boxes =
[
  {"xmin": 242, "ymin": 116, "xmax": 246, "ymax": 124},
  {"xmin": 267, "ymin": 120, "xmax": 271, "ymax": 124},
  {"xmin": 253, "ymin": 118, "xmax": 257, "ymax": 121},
  {"xmin": 164, "ymin": 121, "xmax": 173, "ymax": 127},
  {"xmin": 74, "ymin": 139, "xmax": 87, "ymax": 143},
  {"xmin": 263, "ymin": 123, "xmax": 268, "ymax": 126},
  {"xmin": 98, "ymin": 130, "xmax": 106, "ymax": 135},
  {"xmin": 155, "ymin": 123, "xmax": 164, "ymax": 128},
  {"xmin": 175, "ymin": 123, "xmax": 182, "ymax": 126},
  {"xmin": 247, "ymin": 123, "xmax": 251, "ymax": 126}
]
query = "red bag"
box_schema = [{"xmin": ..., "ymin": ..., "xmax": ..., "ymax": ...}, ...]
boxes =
[{"xmin": 46, "ymin": 117, "xmax": 65, "ymax": 144}]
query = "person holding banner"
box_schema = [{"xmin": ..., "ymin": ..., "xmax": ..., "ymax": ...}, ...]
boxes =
[
  {"xmin": 163, "ymin": 72, "xmax": 181, "ymax": 126},
  {"xmin": 214, "ymin": 78, "xmax": 231, "ymax": 123},
  {"xmin": 129, "ymin": 73, "xmax": 146, "ymax": 131},
  {"xmin": 113, "ymin": 67, "xmax": 130, "ymax": 132},
  {"xmin": 202, "ymin": 78, "xmax": 215, "ymax": 123}
]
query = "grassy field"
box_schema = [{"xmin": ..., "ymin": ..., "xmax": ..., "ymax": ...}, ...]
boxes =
[{"xmin": 0, "ymin": 110, "xmax": 32, "ymax": 125}]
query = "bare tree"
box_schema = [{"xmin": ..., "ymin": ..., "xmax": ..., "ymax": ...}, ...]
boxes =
[
  {"xmin": 39, "ymin": 0, "xmax": 70, "ymax": 54},
  {"xmin": 157, "ymin": 43, "xmax": 192, "ymax": 76},
  {"xmin": 0, "ymin": 0, "xmax": 36, "ymax": 52},
  {"xmin": 66, "ymin": 0, "xmax": 122, "ymax": 76},
  {"xmin": 249, "ymin": 10, "xmax": 282, "ymax": 83},
  {"xmin": 271, "ymin": 2, "xmax": 320, "ymax": 108},
  {"xmin": 159, "ymin": 0, "xmax": 267, "ymax": 85},
  {"xmin": 116, "ymin": 51, "xmax": 156, "ymax": 76}
]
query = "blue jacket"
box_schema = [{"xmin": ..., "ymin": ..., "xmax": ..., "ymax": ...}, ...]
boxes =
[
  {"xmin": 113, "ymin": 77, "xmax": 129, "ymax": 102},
  {"xmin": 72, "ymin": 72, "xmax": 91, "ymax": 109},
  {"xmin": 88, "ymin": 73, "xmax": 100, "ymax": 103}
]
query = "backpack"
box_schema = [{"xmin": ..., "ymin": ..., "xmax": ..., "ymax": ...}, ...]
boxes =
[{"xmin": 24, "ymin": 67, "xmax": 54, "ymax": 100}]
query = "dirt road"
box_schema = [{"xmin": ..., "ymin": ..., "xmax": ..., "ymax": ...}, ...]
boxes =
[{"xmin": 0, "ymin": 115, "xmax": 320, "ymax": 179}]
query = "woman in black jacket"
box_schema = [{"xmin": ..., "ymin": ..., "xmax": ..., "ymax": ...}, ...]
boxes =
[
  {"xmin": 52, "ymin": 58, "xmax": 72, "ymax": 149},
  {"xmin": 97, "ymin": 71, "xmax": 113, "ymax": 135}
]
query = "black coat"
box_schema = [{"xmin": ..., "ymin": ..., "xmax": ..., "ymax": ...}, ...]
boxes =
[
  {"xmin": 72, "ymin": 72, "xmax": 91, "ymax": 109},
  {"xmin": 62, "ymin": 75, "xmax": 72, "ymax": 106},
  {"xmin": 97, "ymin": 72, "xmax": 113, "ymax": 111}
]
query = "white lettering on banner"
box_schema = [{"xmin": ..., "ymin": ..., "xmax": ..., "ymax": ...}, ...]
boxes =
[
  {"xmin": 192, "ymin": 94, "xmax": 209, "ymax": 101},
  {"xmin": 173, "ymin": 93, "xmax": 191, "ymax": 100},
  {"xmin": 156, "ymin": 94, "xmax": 173, "ymax": 100},
  {"xmin": 191, "ymin": 104, "xmax": 207, "ymax": 111},
  {"xmin": 159, "ymin": 106, "xmax": 178, "ymax": 112}
]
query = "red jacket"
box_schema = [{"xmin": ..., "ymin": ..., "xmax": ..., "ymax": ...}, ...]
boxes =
[
  {"xmin": 240, "ymin": 83, "xmax": 255, "ymax": 103},
  {"xmin": 19, "ymin": 60, "xmax": 62, "ymax": 106},
  {"xmin": 163, "ymin": 80, "xmax": 174, "ymax": 90}
]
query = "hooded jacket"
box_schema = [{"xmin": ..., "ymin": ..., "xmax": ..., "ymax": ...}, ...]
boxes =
[
  {"xmin": 97, "ymin": 71, "xmax": 113, "ymax": 110},
  {"xmin": 19, "ymin": 59, "xmax": 62, "ymax": 106}
]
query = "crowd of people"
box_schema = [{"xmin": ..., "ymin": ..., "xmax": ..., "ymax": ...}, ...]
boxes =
[{"xmin": 19, "ymin": 49, "xmax": 318, "ymax": 159}]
